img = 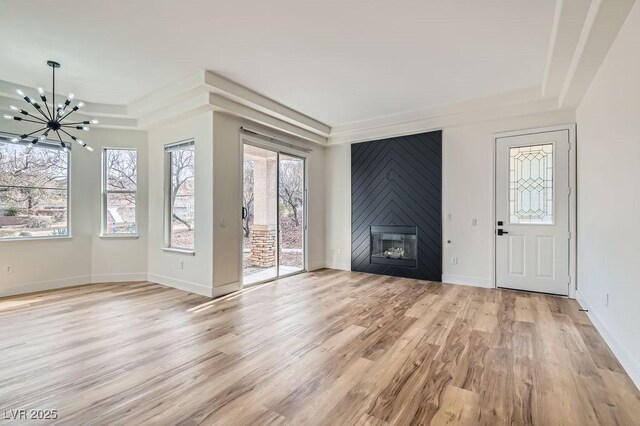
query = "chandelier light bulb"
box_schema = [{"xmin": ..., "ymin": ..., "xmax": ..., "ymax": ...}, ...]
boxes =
[
  {"xmin": 68, "ymin": 93, "xmax": 75, "ymax": 100},
  {"xmin": 9, "ymin": 105, "xmax": 19, "ymax": 112},
  {"xmin": 86, "ymin": 145, "xmax": 94, "ymax": 152},
  {"xmin": 77, "ymin": 101, "xmax": 85, "ymax": 108},
  {"xmin": 75, "ymin": 138, "xmax": 84, "ymax": 145},
  {"xmin": 90, "ymin": 119, "xmax": 99, "ymax": 124},
  {"xmin": 39, "ymin": 134, "xmax": 47, "ymax": 141},
  {"xmin": 15, "ymin": 89, "xmax": 25, "ymax": 97},
  {"xmin": 38, "ymin": 87, "xmax": 45, "ymax": 96},
  {"xmin": 10, "ymin": 137, "xmax": 20, "ymax": 143},
  {"xmin": 3, "ymin": 114, "xmax": 12, "ymax": 120}
]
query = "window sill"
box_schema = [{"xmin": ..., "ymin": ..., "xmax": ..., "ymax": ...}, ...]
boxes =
[
  {"xmin": 162, "ymin": 247, "xmax": 196, "ymax": 256},
  {"xmin": 99, "ymin": 234, "xmax": 139, "ymax": 239},
  {"xmin": 0, "ymin": 235, "xmax": 72, "ymax": 243}
]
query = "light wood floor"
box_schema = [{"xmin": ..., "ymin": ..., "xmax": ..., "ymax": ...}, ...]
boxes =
[{"xmin": 0, "ymin": 270, "xmax": 638, "ymax": 425}]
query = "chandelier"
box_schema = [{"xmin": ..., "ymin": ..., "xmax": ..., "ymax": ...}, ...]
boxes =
[{"xmin": 3, "ymin": 60, "xmax": 96, "ymax": 152}]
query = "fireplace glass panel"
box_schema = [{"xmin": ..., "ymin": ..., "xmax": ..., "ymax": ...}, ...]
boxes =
[{"xmin": 370, "ymin": 225, "xmax": 417, "ymax": 268}]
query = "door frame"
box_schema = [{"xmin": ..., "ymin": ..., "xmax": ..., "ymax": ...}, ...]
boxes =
[
  {"xmin": 491, "ymin": 123, "xmax": 577, "ymax": 298},
  {"xmin": 238, "ymin": 132, "xmax": 309, "ymax": 288}
]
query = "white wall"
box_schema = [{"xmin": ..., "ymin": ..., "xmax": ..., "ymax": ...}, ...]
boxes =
[
  {"xmin": 325, "ymin": 109, "xmax": 576, "ymax": 287},
  {"xmin": 575, "ymin": 2, "xmax": 640, "ymax": 387},
  {"xmin": 0, "ymin": 123, "xmax": 148, "ymax": 297},
  {"xmin": 147, "ymin": 112, "xmax": 215, "ymax": 297}
]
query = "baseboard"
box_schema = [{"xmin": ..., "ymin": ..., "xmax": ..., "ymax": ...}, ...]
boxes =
[
  {"xmin": 576, "ymin": 291, "xmax": 640, "ymax": 391},
  {"xmin": 0, "ymin": 275, "xmax": 92, "ymax": 298},
  {"xmin": 325, "ymin": 261, "xmax": 351, "ymax": 271},
  {"xmin": 91, "ymin": 272, "xmax": 148, "ymax": 283},
  {"xmin": 441, "ymin": 274, "xmax": 493, "ymax": 289},
  {"xmin": 213, "ymin": 281, "xmax": 240, "ymax": 297},
  {"xmin": 308, "ymin": 261, "xmax": 328, "ymax": 272},
  {"xmin": 147, "ymin": 273, "xmax": 212, "ymax": 297}
]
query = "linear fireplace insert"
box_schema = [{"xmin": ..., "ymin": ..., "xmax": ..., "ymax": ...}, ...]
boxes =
[{"xmin": 370, "ymin": 225, "xmax": 418, "ymax": 268}]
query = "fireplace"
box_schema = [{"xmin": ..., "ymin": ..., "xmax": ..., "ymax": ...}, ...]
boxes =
[{"xmin": 370, "ymin": 225, "xmax": 418, "ymax": 268}]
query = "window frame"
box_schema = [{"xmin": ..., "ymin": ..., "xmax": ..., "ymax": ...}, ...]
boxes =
[
  {"xmin": 101, "ymin": 147, "xmax": 138, "ymax": 238},
  {"xmin": 0, "ymin": 132, "xmax": 71, "ymax": 241},
  {"xmin": 164, "ymin": 139, "xmax": 195, "ymax": 253}
]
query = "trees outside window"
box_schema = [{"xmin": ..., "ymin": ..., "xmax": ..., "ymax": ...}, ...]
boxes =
[
  {"xmin": 165, "ymin": 142, "xmax": 195, "ymax": 250},
  {"xmin": 0, "ymin": 138, "xmax": 69, "ymax": 239},
  {"xmin": 103, "ymin": 148, "xmax": 137, "ymax": 235},
  {"xmin": 278, "ymin": 158, "xmax": 304, "ymax": 227}
]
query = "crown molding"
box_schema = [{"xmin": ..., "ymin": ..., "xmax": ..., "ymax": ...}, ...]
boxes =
[
  {"xmin": 210, "ymin": 94, "xmax": 326, "ymax": 145},
  {"xmin": 128, "ymin": 70, "xmax": 331, "ymax": 140},
  {"xmin": 542, "ymin": 0, "xmax": 592, "ymax": 98},
  {"xmin": 204, "ymin": 71, "xmax": 331, "ymax": 137},
  {"xmin": 559, "ymin": 0, "xmax": 636, "ymax": 108},
  {"xmin": 0, "ymin": 79, "xmax": 138, "ymax": 129},
  {"xmin": 327, "ymin": 88, "xmax": 562, "ymax": 145}
]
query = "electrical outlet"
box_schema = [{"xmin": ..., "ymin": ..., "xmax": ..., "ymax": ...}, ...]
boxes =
[
  {"xmin": 4, "ymin": 265, "xmax": 13, "ymax": 274},
  {"xmin": 605, "ymin": 293, "xmax": 609, "ymax": 308},
  {"xmin": 471, "ymin": 218, "xmax": 477, "ymax": 226},
  {"xmin": 446, "ymin": 213, "xmax": 452, "ymax": 221},
  {"xmin": 178, "ymin": 261, "xmax": 184, "ymax": 270},
  {"xmin": 450, "ymin": 257, "xmax": 458, "ymax": 265}
]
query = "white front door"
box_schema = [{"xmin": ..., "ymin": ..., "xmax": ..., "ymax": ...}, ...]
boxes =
[{"xmin": 495, "ymin": 130, "xmax": 570, "ymax": 295}]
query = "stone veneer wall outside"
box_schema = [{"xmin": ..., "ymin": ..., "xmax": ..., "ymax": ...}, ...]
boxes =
[{"xmin": 249, "ymin": 225, "xmax": 276, "ymax": 267}]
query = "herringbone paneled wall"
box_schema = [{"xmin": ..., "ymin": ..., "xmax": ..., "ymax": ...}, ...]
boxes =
[{"xmin": 351, "ymin": 131, "xmax": 442, "ymax": 281}]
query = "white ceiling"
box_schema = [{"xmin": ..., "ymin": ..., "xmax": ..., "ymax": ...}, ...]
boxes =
[{"xmin": 0, "ymin": 0, "xmax": 556, "ymax": 127}]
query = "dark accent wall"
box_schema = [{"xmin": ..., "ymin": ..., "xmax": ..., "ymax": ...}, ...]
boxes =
[{"xmin": 351, "ymin": 131, "xmax": 442, "ymax": 281}]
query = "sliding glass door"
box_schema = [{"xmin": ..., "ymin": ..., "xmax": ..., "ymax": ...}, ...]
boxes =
[
  {"xmin": 242, "ymin": 142, "xmax": 306, "ymax": 286},
  {"xmin": 278, "ymin": 154, "xmax": 305, "ymax": 276}
]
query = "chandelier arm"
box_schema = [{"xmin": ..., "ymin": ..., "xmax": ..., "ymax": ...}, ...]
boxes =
[
  {"xmin": 42, "ymin": 98, "xmax": 53, "ymax": 120},
  {"xmin": 20, "ymin": 118, "xmax": 48, "ymax": 125},
  {"xmin": 57, "ymin": 109, "xmax": 77, "ymax": 123},
  {"xmin": 19, "ymin": 127, "xmax": 48, "ymax": 139},
  {"xmin": 28, "ymin": 102, "xmax": 52, "ymax": 121},
  {"xmin": 21, "ymin": 112, "xmax": 48, "ymax": 123},
  {"xmin": 54, "ymin": 130, "xmax": 68, "ymax": 148},
  {"xmin": 58, "ymin": 128, "xmax": 80, "ymax": 141}
]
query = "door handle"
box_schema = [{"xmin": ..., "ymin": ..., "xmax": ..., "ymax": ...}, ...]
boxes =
[
  {"xmin": 242, "ymin": 207, "xmax": 247, "ymax": 219},
  {"xmin": 497, "ymin": 229, "xmax": 509, "ymax": 236}
]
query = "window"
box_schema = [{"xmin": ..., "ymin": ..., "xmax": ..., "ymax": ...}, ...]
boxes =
[
  {"xmin": 509, "ymin": 143, "xmax": 553, "ymax": 224},
  {"xmin": 0, "ymin": 134, "xmax": 69, "ymax": 240},
  {"xmin": 165, "ymin": 141, "xmax": 195, "ymax": 250},
  {"xmin": 103, "ymin": 148, "xmax": 137, "ymax": 235}
]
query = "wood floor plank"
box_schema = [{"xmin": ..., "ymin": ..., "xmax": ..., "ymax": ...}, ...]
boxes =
[{"xmin": 0, "ymin": 269, "xmax": 638, "ymax": 425}]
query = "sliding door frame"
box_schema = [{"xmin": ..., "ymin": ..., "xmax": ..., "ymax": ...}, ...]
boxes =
[{"xmin": 239, "ymin": 132, "xmax": 308, "ymax": 288}]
